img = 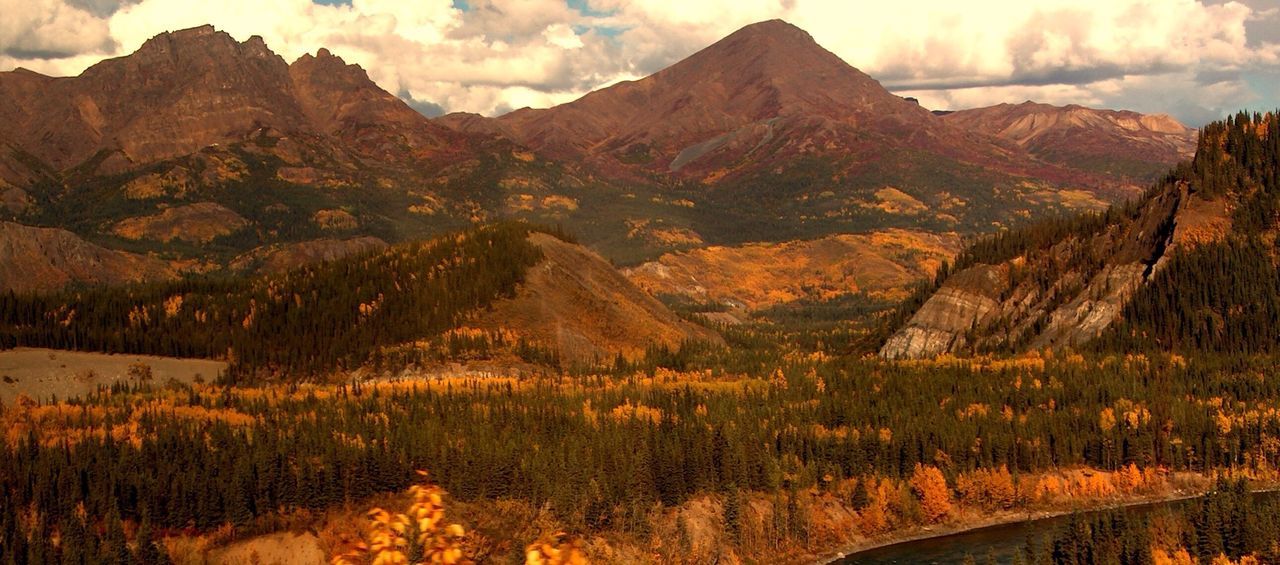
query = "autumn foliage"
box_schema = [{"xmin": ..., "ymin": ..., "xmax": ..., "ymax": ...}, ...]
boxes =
[
  {"xmin": 334, "ymin": 472, "xmax": 468, "ymax": 565},
  {"xmin": 909, "ymin": 464, "xmax": 951, "ymax": 523}
]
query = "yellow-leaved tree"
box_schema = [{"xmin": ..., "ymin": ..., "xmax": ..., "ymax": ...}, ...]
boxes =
[
  {"xmin": 335, "ymin": 471, "xmax": 589, "ymax": 565},
  {"xmin": 334, "ymin": 471, "xmax": 467, "ymax": 565},
  {"xmin": 909, "ymin": 464, "xmax": 952, "ymax": 524}
]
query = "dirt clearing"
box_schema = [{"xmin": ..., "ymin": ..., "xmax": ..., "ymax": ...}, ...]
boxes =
[{"xmin": 0, "ymin": 348, "xmax": 226, "ymax": 405}]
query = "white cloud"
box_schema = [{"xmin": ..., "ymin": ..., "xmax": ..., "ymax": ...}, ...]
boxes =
[
  {"xmin": 0, "ymin": 0, "xmax": 1277, "ymax": 122},
  {"xmin": 0, "ymin": 0, "xmax": 115, "ymax": 58}
]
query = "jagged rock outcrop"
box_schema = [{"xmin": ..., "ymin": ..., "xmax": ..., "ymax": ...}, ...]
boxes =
[{"xmin": 0, "ymin": 222, "xmax": 175, "ymax": 293}]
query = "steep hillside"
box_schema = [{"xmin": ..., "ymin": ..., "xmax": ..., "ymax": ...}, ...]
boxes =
[
  {"xmin": 625, "ymin": 229, "xmax": 960, "ymax": 310},
  {"xmin": 0, "ymin": 223, "xmax": 715, "ymax": 378},
  {"xmin": 881, "ymin": 112, "xmax": 1276, "ymax": 359},
  {"xmin": 470, "ymin": 233, "xmax": 721, "ymax": 365},
  {"xmin": 943, "ymin": 102, "xmax": 1197, "ymax": 183},
  {"xmin": 0, "ymin": 222, "xmax": 175, "ymax": 293}
]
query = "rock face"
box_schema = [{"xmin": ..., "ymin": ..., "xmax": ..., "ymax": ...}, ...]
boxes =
[
  {"xmin": 880, "ymin": 181, "xmax": 1227, "ymax": 360},
  {"xmin": 0, "ymin": 222, "xmax": 175, "ymax": 293},
  {"xmin": 112, "ymin": 202, "xmax": 250, "ymax": 243},
  {"xmin": 625, "ymin": 229, "xmax": 961, "ymax": 310},
  {"xmin": 472, "ymin": 233, "xmax": 722, "ymax": 364},
  {"xmin": 942, "ymin": 102, "xmax": 1197, "ymax": 182}
]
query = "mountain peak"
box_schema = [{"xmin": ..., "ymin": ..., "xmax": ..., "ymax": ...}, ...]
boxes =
[
  {"xmin": 724, "ymin": 19, "xmax": 814, "ymax": 43},
  {"xmin": 495, "ymin": 18, "xmax": 933, "ymax": 174},
  {"xmin": 137, "ymin": 24, "xmax": 228, "ymax": 51}
]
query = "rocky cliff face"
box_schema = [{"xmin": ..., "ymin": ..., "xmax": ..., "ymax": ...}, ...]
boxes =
[
  {"xmin": 0, "ymin": 222, "xmax": 175, "ymax": 293},
  {"xmin": 880, "ymin": 181, "xmax": 1230, "ymax": 360}
]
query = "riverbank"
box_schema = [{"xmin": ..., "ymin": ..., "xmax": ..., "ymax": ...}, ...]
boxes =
[{"xmin": 815, "ymin": 478, "xmax": 1280, "ymax": 564}]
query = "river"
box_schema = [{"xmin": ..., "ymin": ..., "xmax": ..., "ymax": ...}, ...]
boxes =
[{"xmin": 836, "ymin": 491, "xmax": 1279, "ymax": 564}]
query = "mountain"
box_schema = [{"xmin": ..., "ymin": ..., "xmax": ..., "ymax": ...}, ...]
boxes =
[
  {"xmin": 443, "ymin": 20, "xmax": 1189, "ymax": 252},
  {"xmin": 0, "ymin": 21, "xmax": 1204, "ymax": 296},
  {"xmin": 0, "ymin": 222, "xmax": 175, "ymax": 293},
  {"xmin": 941, "ymin": 102, "xmax": 1197, "ymax": 183},
  {"xmin": 880, "ymin": 112, "xmax": 1277, "ymax": 360},
  {"xmin": 469, "ymin": 232, "xmax": 721, "ymax": 364},
  {"xmin": 0, "ymin": 25, "xmax": 466, "ymax": 177},
  {"xmin": 0, "ymin": 25, "xmax": 564, "ymax": 271}
]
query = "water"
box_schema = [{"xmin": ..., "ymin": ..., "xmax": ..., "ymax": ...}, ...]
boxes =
[{"xmin": 836, "ymin": 495, "xmax": 1213, "ymax": 564}]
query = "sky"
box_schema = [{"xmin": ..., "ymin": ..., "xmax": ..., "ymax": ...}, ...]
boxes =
[{"xmin": 1, "ymin": 0, "xmax": 1278, "ymax": 127}]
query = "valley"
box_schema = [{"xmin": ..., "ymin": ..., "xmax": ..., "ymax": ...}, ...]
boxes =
[{"xmin": 0, "ymin": 8, "xmax": 1277, "ymax": 565}]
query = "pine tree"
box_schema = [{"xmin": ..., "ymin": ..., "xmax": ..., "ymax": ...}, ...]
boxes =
[
  {"xmin": 723, "ymin": 486, "xmax": 742, "ymax": 545},
  {"xmin": 135, "ymin": 511, "xmax": 168, "ymax": 565}
]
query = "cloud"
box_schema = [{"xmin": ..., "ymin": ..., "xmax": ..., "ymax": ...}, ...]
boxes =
[
  {"xmin": 0, "ymin": 0, "xmax": 1277, "ymax": 123},
  {"xmin": 0, "ymin": 0, "xmax": 116, "ymax": 58}
]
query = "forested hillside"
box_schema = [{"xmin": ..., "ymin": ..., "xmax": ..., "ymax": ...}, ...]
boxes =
[
  {"xmin": 0, "ymin": 222, "xmax": 549, "ymax": 380},
  {"xmin": 881, "ymin": 112, "xmax": 1279, "ymax": 359}
]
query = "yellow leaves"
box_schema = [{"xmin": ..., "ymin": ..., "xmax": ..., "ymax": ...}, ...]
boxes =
[
  {"xmin": 877, "ymin": 427, "xmax": 893, "ymax": 443},
  {"xmin": 525, "ymin": 532, "xmax": 588, "ymax": 565},
  {"xmin": 608, "ymin": 400, "xmax": 666, "ymax": 425},
  {"xmin": 1114, "ymin": 463, "xmax": 1145, "ymax": 494},
  {"xmin": 1100, "ymin": 407, "xmax": 1117, "ymax": 432},
  {"xmin": 957, "ymin": 403, "xmax": 990, "ymax": 420},
  {"xmin": 1153, "ymin": 548, "xmax": 1195, "ymax": 565},
  {"xmin": 909, "ymin": 464, "xmax": 951, "ymax": 523},
  {"xmin": 341, "ymin": 471, "xmax": 470, "ymax": 565},
  {"xmin": 1033, "ymin": 475, "xmax": 1064, "ymax": 504},
  {"xmin": 359, "ymin": 294, "xmax": 385, "ymax": 319},
  {"xmin": 1211, "ymin": 553, "xmax": 1259, "ymax": 565},
  {"xmin": 128, "ymin": 305, "xmax": 151, "ymax": 327},
  {"xmin": 956, "ymin": 465, "xmax": 1016, "ymax": 510},
  {"xmin": 163, "ymin": 294, "xmax": 184, "ymax": 317},
  {"xmin": 769, "ymin": 368, "xmax": 788, "ymax": 390},
  {"xmin": 1215, "ymin": 409, "xmax": 1236, "ymax": 436}
]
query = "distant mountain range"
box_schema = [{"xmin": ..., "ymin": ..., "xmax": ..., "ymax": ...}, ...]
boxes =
[{"xmin": 0, "ymin": 20, "xmax": 1197, "ymax": 295}]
